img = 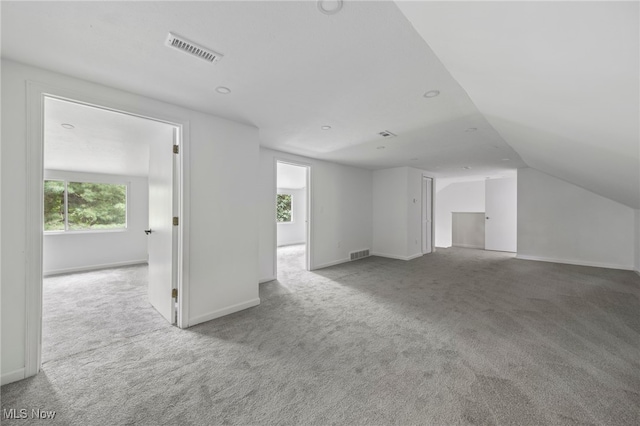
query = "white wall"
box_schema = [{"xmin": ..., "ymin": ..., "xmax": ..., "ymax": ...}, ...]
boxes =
[
  {"xmin": 276, "ymin": 187, "xmax": 307, "ymax": 246},
  {"xmin": 452, "ymin": 212, "xmax": 485, "ymax": 249},
  {"xmin": 1, "ymin": 59, "xmax": 261, "ymax": 383},
  {"xmin": 372, "ymin": 167, "xmax": 430, "ymax": 260},
  {"xmin": 517, "ymin": 168, "xmax": 635, "ymax": 270},
  {"xmin": 259, "ymin": 148, "xmax": 372, "ymax": 281},
  {"xmin": 43, "ymin": 170, "xmax": 148, "ymax": 275},
  {"xmin": 435, "ymin": 180, "xmax": 485, "ymax": 248},
  {"xmin": 636, "ymin": 209, "xmax": 640, "ymax": 274},
  {"xmin": 372, "ymin": 167, "xmax": 408, "ymax": 259}
]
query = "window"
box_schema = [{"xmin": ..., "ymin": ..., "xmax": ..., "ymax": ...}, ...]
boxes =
[
  {"xmin": 276, "ymin": 193, "xmax": 292, "ymax": 222},
  {"xmin": 44, "ymin": 180, "xmax": 127, "ymax": 232}
]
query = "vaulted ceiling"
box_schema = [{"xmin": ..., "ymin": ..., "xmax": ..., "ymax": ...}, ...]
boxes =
[{"xmin": 2, "ymin": 1, "xmax": 638, "ymax": 207}]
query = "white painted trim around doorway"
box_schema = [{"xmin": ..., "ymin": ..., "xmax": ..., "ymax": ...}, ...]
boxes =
[
  {"xmin": 24, "ymin": 81, "xmax": 191, "ymax": 381},
  {"xmin": 274, "ymin": 159, "xmax": 313, "ymax": 276}
]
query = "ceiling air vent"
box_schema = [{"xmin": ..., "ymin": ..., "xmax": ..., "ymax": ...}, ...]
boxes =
[
  {"xmin": 166, "ymin": 32, "xmax": 223, "ymax": 64},
  {"xmin": 379, "ymin": 130, "xmax": 396, "ymax": 138}
]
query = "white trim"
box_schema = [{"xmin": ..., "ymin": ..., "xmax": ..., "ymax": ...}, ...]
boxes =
[
  {"xmin": 371, "ymin": 252, "xmax": 423, "ymax": 261},
  {"xmin": 189, "ymin": 298, "xmax": 261, "ymax": 326},
  {"xmin": 313, "ymin": 257, "xmax": 350, "ymax": 270},
  {"xmin": 1, "ymin": 368, "xmax": 26, "ymax": 386},
  {"xmin": 635, "ymin": 270, "xmax": 640, "ymax": 277},
  {"xmin": 274, "ymin": 158, "xmax": 313, "ymax": 275},
  {"xmin": 259, "ymin": 277, "xmax": 276, "ymax": 284},
  {"xmin": 25, "ymin": 80, "xmax": 192, "ymax": 382},
  {"xmin": 515, "ymin": 254, "xmax": 633, "ymax": 271},
  {"xmin": 44, "ymin": 260, "xmax": 148, "ymax": 277}
]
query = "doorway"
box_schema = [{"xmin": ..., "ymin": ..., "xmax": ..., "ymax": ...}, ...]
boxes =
[
  {"xmin": 275, "ymin": 161, "xmax": 310, "ymax": 278},
  {"xmin": 26, "ymin": 86, "xmax": 187, "ymax": 376}
]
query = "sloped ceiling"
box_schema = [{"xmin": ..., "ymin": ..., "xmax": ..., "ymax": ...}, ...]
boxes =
[
  {"xmin": 2, "ymin": 1, "xmax": 637, "ymax": 207},
  {"xmin": 1, "ymin": 1, "xmax": 524, "ymax": 179},
  {"xmin": 396, "ymin": 1, "xmax": 640, "ymax": 208}
]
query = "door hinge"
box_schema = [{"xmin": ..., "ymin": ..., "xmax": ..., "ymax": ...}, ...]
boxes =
[
  {"xmin": 173, "ymin": 145, "xmax": 179, "ymax": 154},
  {"xmin": 173, "ymin": 216, "xmax": 179, "ymax": 226},
  {"xmin": 172, "ymin": 288, "xmax": 178, "ymax": 299}
]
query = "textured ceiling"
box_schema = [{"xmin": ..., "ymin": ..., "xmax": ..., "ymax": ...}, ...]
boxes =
[
  {"xmin": 1, "ymin": 1, "xmax": 524, "ymax": 179},
  {"xmin": 396, "ymin": 1, "xmax": 639, "ymax": 208}
]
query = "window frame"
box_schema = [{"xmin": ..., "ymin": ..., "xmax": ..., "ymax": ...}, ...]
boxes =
[{"xmin": 44, "ymin": 172, "xmax": 130, "ymax": 235}]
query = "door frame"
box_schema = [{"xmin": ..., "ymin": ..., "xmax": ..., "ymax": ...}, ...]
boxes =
[
  {"xmin": 273, "ymin": 158, "xmax": 312, "ymax": 275},
  {"xmin": 422, "ymin": 174, "xmax": 435, "ymax": 254},
  {"xmin": 25, "ymin": 81, "xmax": 190, "ymax": 378}
]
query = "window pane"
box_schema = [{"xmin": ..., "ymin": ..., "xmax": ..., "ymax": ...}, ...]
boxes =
[
  {"xmin": 276, "ymin": 194, "xmax": 292, "ymax": 222},
  {"xmin": 67, "ymin": 182, "xmax": 126, "ymax": 230},
  {"xmin": 44, "ymin": 180, "xmax": 65, "ymax": 231}
]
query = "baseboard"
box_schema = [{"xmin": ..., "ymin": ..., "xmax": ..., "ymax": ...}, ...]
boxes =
[
  {"xmin": 313, "ymin": 257, "xmax": 350, "ymax": 270},
  {"xmin": 1, "ymin": 368, "xmax": 25, "ymax": 386},
  {"xmin": 453, "ymin": 244, "xmax": 484, "ymax": 249},
  {"xmin": 44, "ymin": 259, "xmax": 148, "ymax": 276},
  {"xmin": 259, "ymin": 276, "xmax": 276, "ymax": 284},
  {"xmin": 371, "ymin": 252, "xmax": 422, "ymax": 261},
  {"xmin": 189, "ymin": 298, "xmax": 261, "ymax": 326},
  {"xmin": 515, "ymin": 254, "xmax": 633, "ymax": 271}
]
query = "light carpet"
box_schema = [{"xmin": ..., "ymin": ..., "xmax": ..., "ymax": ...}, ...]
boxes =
[{"xmin": 2, "ymin": 246, "xmax": 639, "ymax": 425}]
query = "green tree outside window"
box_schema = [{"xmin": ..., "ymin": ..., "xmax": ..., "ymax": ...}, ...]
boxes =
[
  {"xmin": 44, "ymin": 180, "xmax": 127, "ymax": 231},
  {"xmin": 277, "ymin": 194, "xmax": 292, "ymax": 222}
]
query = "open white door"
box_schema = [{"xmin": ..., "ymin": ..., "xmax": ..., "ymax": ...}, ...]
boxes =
[
  {"xmin": 147, "ymin": 126, "xmax": 177, "ymax": 323},
  {"xmin": 485, "ymin": 177, "xmax": 517, "ymax": 252},
  {"xmin": 422, "ymin": 177, "xmax": 433, "ymax": 254}
]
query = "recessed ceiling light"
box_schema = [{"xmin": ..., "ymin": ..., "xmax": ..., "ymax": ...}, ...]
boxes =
[
  {"xmin": 216, "ymin": 86, "xmax": 231, "ymax": 94},
  {"xmin": 321, "ymin": 125, "xmax": 331, "ymax": 130},
  {"xmin": 317, "ymin": 0, "xmax": 343, "ymax": 15},
  {"xmin": 462, "ymin": 166, "xmax": 472, "ymax": 170},
  {"xmin": 423, "ymin": 90, "xmax": 440, "ymax": 98},
  {"xmin": 377, "ymin": 146, "xmax": 386, "ymax": 150},
  {"xmin": 61, "ymin": 123, "xmax": 75, "ymax": 129},
  {"xmin": 465, "ymin": 127, "xmax": 477, "ymax": 132},
  {"xmin": 410, "ymin": 158, "xmax": 419, "ymax": 161},
  {"xmin": 501, "ymin": 158, "xmax": 511, "ymax": 161}
]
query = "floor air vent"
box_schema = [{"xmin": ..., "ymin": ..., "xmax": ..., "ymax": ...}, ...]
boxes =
[
  {"xmin": 166, "ymin": 32, "xmax": 223, "ymax": 64},
  {"xmin": 350, "ymin": 249, "xmax": 370, "ymax": 261}
]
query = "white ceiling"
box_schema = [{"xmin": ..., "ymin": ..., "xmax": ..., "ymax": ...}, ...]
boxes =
[
  {"xmin": 277, "ymin": 163, "xmax": 307, "ymax": 189},
  {"xmin": 44, "ymin": 97, "xmax": 174, "ymax": 177},
  {"xmin": 2, "ymin": 1, "xmax": 638, "ymax": 207},
  {"xmin": 396, "ymin": 1, "xmax": 639, "ymax": 208}
]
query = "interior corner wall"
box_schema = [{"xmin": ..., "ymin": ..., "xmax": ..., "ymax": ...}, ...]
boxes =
[
  {"xmin": 276, "ymin": 187, "xmax": 307, "ymax": 247},
  {"xmin": 43, "ymin": 171, "xmax": 149, "ymax": 275},
  {"xmin": 372, "ymin": 167, "xmax": 427, "ymax": 260},
  {"xmin": 259, "ymin": 148, "xmax": 372, "ymax": 281},
  {"xmin": 517, "ymin": 167, "xmax": 635, "ymax": 270},
  {"xmin": 435, "ymin": 180, "xmax": 485, "ymax": 248},
  {"xmin": 1, "ymin": 59, "xmax": 260, "ymax": 383},
  {"xmin": 372, "ymin": 167, "xmax": 409, "ymax": 259}
]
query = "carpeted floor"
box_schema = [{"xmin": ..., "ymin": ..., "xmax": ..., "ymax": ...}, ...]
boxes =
[{"xmin": 2, "ymin": 246, "xmax": 639, "ymax": 425}]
